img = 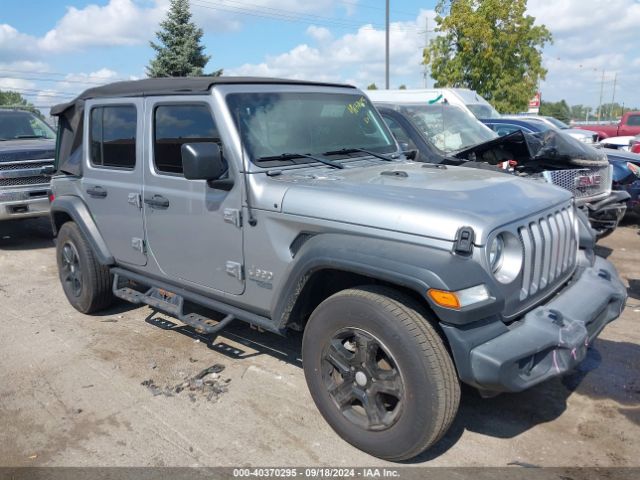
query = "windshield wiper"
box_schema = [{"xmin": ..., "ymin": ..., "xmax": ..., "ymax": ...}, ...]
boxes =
[
  {"xmin": 322, "ymin": 148, "xmax": 396, "ymax": 162},
  {"xmin": 15, "ymin": 135, "xmax": 48, "ymax": 139},
  {"xmin": 256, "ymin": 152, "xmax": 344, "ymax": 169}
]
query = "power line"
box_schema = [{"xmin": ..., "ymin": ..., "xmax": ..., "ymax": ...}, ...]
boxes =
[
  {"xmin": 0, "ymin": 86, "xmax": 76, "ymax": 98},
  {"xmin": 191, "ymin": 0, "xmax": 420, "ymax": 31},
  {"xmin": 0, "ymin": 73, "xmax": 119, "ymax": 86},
  {"xmin": 0, "ymin": 68, "xmax": 131, "ymax": 82}
]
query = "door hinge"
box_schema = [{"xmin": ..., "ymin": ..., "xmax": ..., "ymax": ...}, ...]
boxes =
[
  {"xmin": 223, "ymin": 208, "xmax": 242, "ymax": 227},
  {"xmin": 132, "ymin": 237, "xmax": 145, "ymax": 253},
  {"xmin": 225, "ymin": 261, "xmax": 244, "ymax": 281},
  {"xmin": 128, "ymin": 192, "xmax": 142, "ymax": 209}
]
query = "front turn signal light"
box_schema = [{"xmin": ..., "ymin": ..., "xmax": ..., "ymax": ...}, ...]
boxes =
[
  {"xmin": 427, "ymin": 289, "xmax": 461, "ymax": 309},
  {"xmin": 428, "ymin": 284, "xmax": 490, "ymax": 310}
]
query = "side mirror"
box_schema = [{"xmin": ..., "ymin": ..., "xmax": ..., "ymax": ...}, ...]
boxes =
[{"xmin": 181, "ymin": 142, "xmax": 226, "ymax": 181}]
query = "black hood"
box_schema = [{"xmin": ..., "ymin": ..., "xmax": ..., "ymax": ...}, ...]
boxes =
[
  {"xmin": 453, "ymin": 130, "xmax": 609, "ymax": 173},
  {"xmin": 0, "ymin": 138, "xmax": 56, "ymax": 163}
]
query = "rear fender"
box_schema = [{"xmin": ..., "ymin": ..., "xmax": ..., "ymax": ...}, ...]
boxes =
[{"xmin": 50, "ymin": 195, "xmax": 114, "ymax": 265}]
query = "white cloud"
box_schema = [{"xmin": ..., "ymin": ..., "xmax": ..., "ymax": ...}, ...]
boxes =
[
  {"xmin": 528, "ymin": 0, "xmax": 640, "ymax": 106},
  {"xmin": 0, "ymin": 0, "xmax": 357, "ymax": 55},
  {"xmin": 229, "ymin": 10, "xmax": 433, "ymax": 89}
]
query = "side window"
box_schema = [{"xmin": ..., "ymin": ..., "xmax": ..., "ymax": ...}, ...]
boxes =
[
  {"xmin": 154, "ymin": 104, "xmax": 219, "ymax": 175},
  {"xmin": 89, "ymin": 105, "xmax": 137, "ymax": 169},
  {"xmin": 381, "ymin": 114, "xmax": 416, "ymax": 150},
  {"xmin": 627, "ymin": 115, "xmax": 640, "ymax": 127}
]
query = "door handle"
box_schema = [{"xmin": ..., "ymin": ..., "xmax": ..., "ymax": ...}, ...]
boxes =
[
  {"xmin": 86, "ymin": 186, "xmax": 107, "ymax": 198},
  {"xmin": 144, "ymin": 194, "xmax": 170, "ymax": 209}
]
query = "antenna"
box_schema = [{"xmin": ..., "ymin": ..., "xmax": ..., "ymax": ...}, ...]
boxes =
[{"xmin": 235, "ymin": 108, "xmax": 257, "ymax": 227}]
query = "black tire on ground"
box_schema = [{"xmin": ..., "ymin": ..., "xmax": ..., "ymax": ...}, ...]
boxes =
[
  {"xmin": 302, "ymin": 286, "xmax": 460, "ymax": 461},
  {"xmin": 56, "ymin": 221, "xmax": 113, "ymax": 314}
]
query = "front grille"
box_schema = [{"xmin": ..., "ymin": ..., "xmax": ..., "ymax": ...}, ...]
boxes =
[
  {"xmin": 542, "ymin": 165, "xmax": 611, "ymax": 201},
  {"xmin": 0, "ymin": 159, "xmax": 53, "ymax": 188},
  {"xmin": 518, "ymin": 205, "xmax": 577, "ymax": 302},
  {"xmin": 0, "ymin": 175, "xmax": 50, "ymax": 187},
  {"xmin": 0, "ymin": 161, "xmax": 52, "ymax": 171}
]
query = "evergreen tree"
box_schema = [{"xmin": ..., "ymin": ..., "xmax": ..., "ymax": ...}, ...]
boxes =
[
  {"xmin": 366, "ymin": 83, "xmax": 378, "ymax": 90},
  {"xmin": 147, "ymin": 0, "xmax": 219, "ymax": 77}
]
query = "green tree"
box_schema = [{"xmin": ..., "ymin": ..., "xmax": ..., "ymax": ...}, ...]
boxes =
[
  {"xmin": 539, "ymin": 100, "xmax": 571, "ymax": 123},
  {"xmin": 367, "ymin": 83, "xmax": 378, "ymax": 90},
  {"xmin": 398, "ymin": 84, "xmax": 407, "ymax": 90},
  {"xmin": 147, "ymin": 0, "xmax": 220, "ymax": 77},
  {"xmin": 424, "ymin": 0, "xmax": 552, "ymax": 113},
  {"xmin": 570, "ymin": 104, "xmax": 592, "ymax": 122},
  {"xmin": 0, "ymin": 90, "xmax": 41, "ymax": 116}
]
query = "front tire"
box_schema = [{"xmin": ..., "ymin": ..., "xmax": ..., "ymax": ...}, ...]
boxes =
[
  {"xmin": 302, "ymin": 286, "xmax": 460, "ymax": 461},
  {"xmin": 56, "ymin": 222, "xmax": 113, "ymax": 314}
]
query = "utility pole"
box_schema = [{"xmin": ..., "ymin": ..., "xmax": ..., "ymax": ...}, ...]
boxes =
[
  {"xmin": 596, "ymin": 69, "xmax": 605, "ymax": 123},
  {"xmin": 610, "ymin": 72, "xmax": 617, "ymax": 120},
  {"xmin": 423, "ymin": 17, "xmax": 429, "ymax": 88},
  {"xmin": 385, "ymin": 0, "xmax": 390, "ymax": 89}
]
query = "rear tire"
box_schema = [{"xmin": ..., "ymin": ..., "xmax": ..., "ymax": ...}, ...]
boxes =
[
  {"xmin": 302, "ymin": 286, "xmax": 460, "ymax": 461},
  {"xmin": 56, "ymin": 221, "xmax": 113, "ymax": 314}
]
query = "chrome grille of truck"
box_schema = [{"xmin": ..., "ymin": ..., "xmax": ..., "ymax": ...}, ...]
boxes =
[
  {"xmin": 518, "ymin": 206, "xmax": 578, "ymax": 302},
  {"xmin": 0, "ymin": 176, "xmax": 50, "ymax": 187},
  {"xmin": 0, "ymin": 159, "xmax": 53, "ymax": 188},
  {"xmin": 542, "ymin": 165, "xmax": 611, "ymax": 201}
]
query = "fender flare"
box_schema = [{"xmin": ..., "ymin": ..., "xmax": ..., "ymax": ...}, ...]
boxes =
[
  {"xmin": 50, "ymin": 195, "xmax": 114, "ymax": 265},
  {"xmin": 270, "ymin": 233, "xmax": 501, "ymax": 328}
]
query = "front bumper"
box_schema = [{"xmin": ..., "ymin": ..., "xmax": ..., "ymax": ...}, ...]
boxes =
[
  {"xmin": 442, "ymin": 256, "xmax": 627, "ymax": 393},
  {"xmin": 0, "ymin": 193, "xmax": 50, "ymax": 220}
]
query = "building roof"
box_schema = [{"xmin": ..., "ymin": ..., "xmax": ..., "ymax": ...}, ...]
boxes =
[{"xmin": 51, "ymin": 76, "xmax": 355, "ymax": 116}]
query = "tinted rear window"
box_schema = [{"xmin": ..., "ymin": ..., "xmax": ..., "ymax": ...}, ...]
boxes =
[{"xmin": 89, "ymin": 105, "xmax": 137, "ymax": 169}]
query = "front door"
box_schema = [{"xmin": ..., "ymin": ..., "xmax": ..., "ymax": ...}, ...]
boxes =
[
  {"xmin": 142, "ymin": 97, "xmax": 244, "ymax": 295},
  {"xmin": 80, "ymin": 100, "xmax": 146, "ymax": 266}
]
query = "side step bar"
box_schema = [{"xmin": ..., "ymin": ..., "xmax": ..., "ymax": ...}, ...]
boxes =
[{"xmin": 112, "ymin": 273, "xmax": 236, "ymax": 335}]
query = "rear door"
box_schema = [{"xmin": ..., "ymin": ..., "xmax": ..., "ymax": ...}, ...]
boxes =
[
  {"xmin": 80, "ymin": 99, "xmax": 146, "ymax": 266},
  {"xmin": 142, "ymin": 97, "xmax": 244, "ymax": 295}
]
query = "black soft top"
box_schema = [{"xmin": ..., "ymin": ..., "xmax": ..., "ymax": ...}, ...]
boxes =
[
  {"xmin": 50, "ymin": 76, "xmax": 354, "ymax": 115},
  {"xmin": 51, "ymin": 76, "xmax": 355, "ymax": 175}
]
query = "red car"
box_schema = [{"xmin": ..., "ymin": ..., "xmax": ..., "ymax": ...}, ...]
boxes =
[
  {"xmin": 630, "ymin": 135, "xmax": 640, "ymax": 154},
  {"xmin": 578, "ymin": 111, "xmax": 640, "ymax": 139}
]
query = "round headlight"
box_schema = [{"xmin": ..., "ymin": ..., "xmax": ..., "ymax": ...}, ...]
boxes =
[
  {"xmin": 488, "ymin": 235, "xmax": 504, "ymax": 273},
  {"xmin": 487, "ymin": 232, "xmax": 523, "ymax": 284}
]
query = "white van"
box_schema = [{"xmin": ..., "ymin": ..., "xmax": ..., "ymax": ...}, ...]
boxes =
[{"xmin": 366, "ymin": 88, "xmax": 500, "ymax": 118}]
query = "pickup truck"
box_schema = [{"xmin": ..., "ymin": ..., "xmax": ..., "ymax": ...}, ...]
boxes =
[
  {"xmin": 578, "ymin": 111, "xmax": 640, "ymax": 139},
  {"xmin": 0, "ymin": 109, "xmax": 56, "ymax": 221}
]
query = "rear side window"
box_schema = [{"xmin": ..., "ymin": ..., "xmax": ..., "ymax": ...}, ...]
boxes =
[
  {"xmin": 627, "ymin": 115, "xmax": 640, "ymax": 127},
  {"xmin": 90, "ymin": 105, "xmax": 137, "ymax": 169},
  {"xmin": 154, "ymin": 104, "xmax": 219, "ymax": 175}
]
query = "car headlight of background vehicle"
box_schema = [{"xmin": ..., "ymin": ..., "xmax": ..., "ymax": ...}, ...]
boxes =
[{"xmin": 487, "ymin": 232, "xmax": 523, "ymax": 284}]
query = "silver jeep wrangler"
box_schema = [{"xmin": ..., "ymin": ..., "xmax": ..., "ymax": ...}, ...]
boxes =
[{"xmin": 50, "ymin": 77, "xmax": 627, "ymax": 461}]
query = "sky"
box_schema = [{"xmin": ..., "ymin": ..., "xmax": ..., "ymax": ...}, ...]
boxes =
[{"xmin": 1, "ymin": 0, "xmax": 639, "ymax": 115}]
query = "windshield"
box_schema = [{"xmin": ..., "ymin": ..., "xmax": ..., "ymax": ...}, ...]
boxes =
[
  {"xmin": 466, "ymin": 103, "xmax": 501, "ymax": 119},
  {"xmin": 226, "ymin": 92, "xmax": 395, "ymax": 166},
  {"xmin": 543, "ymin": 116, "xmax": 570, "ymax": 129},
  {"xmin": 397, "ymin": 104, "xmax": 497, "ymax": 153},
  {"xmin": 0, "ymin": 110, "xmax": 56, "ymax": 140}
]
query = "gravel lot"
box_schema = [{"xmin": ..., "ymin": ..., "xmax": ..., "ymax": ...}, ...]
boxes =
[{"xmin": 0, "ymin": 217, "xmax": 639, "ymax": 467}]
